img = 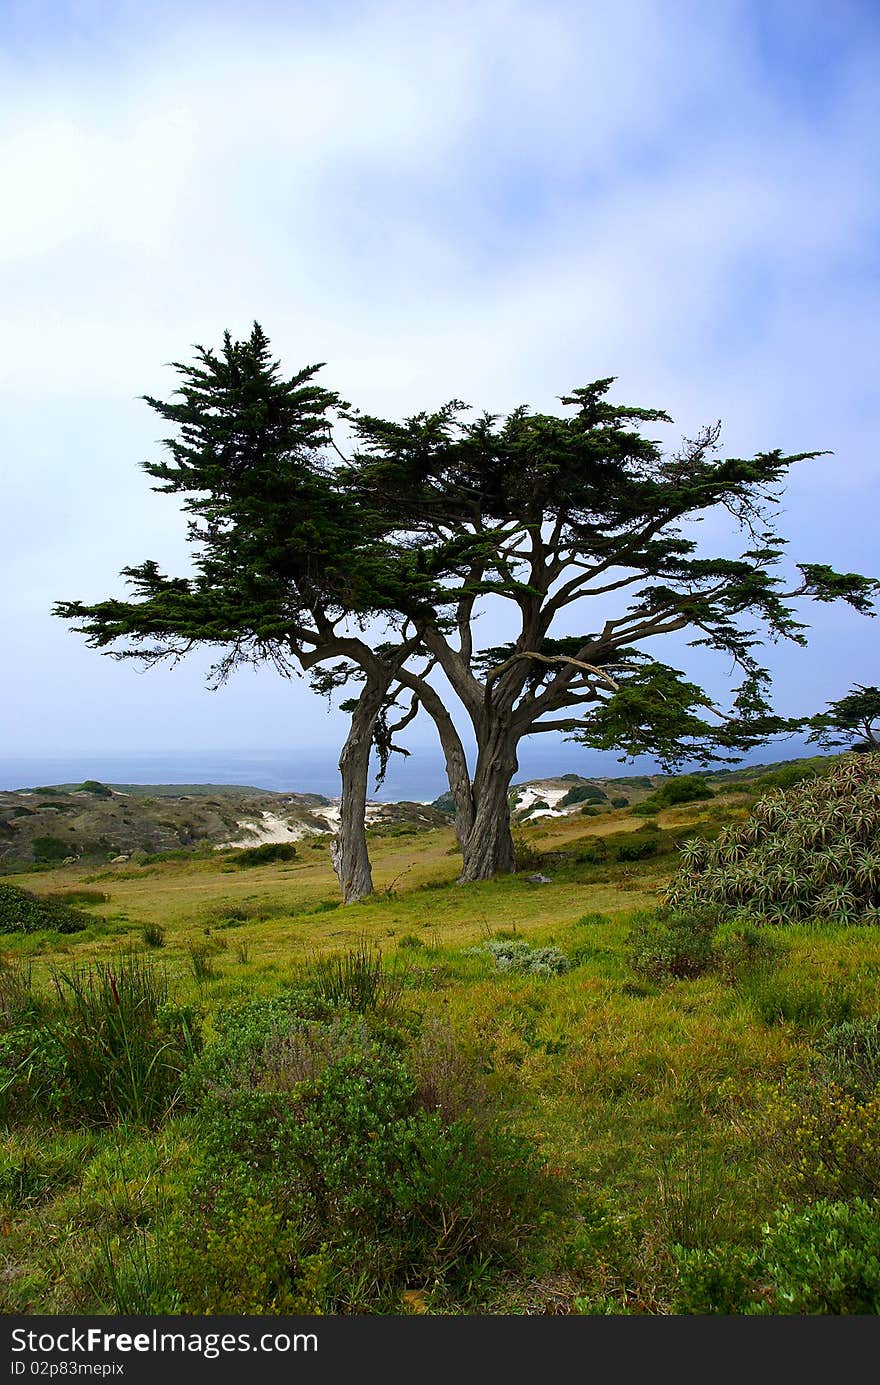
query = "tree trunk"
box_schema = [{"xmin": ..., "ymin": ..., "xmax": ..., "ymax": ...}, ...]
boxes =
[
  {"xmin": 458, "ymin": 726, "xmax": 518, "ymax": 882},
  {"xmin": 330, "ymin": 683, "xmax": 385, "ymax": 904}
]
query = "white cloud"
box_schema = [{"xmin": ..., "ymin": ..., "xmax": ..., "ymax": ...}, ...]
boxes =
[{"xmin": 1, "ymin": 0, "xmax": 877, "ymax": 769}]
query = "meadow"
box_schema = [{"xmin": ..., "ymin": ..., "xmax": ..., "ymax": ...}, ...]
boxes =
[{"xmin": 3, "ymin": 766, "xmax": 880, "ymax": 1315}]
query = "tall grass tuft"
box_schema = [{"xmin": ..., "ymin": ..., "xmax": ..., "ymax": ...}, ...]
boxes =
[
  {"xmin": 655, "ymin": 1136, "xmax": 726, "ymax": 1249},
  {"xmin": 48, "ymin": 951, "xmax": 196, "ymax": 1125},
  {"xmin": 306, "ymin": 939, "xmax": 406, "ymax": 1017}
]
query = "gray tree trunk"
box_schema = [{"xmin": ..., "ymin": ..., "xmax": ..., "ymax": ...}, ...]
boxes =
[
  {"xmin": 458, "ymin": 726, "xmax": 518, "ymax": 882},
  {"xmin": 330, "ymin": 682, "xmax": 386, "ymax": 904}
]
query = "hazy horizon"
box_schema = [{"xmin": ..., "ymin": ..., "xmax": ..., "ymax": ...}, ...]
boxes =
[{"xmin": 0, "ymin": 734, "xmax": 828, "ymax": 801}]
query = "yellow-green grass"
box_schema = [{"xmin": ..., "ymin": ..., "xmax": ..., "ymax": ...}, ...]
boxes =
[{"xmin": 4, "ymin": 805, "xmax": 880, "ymax": 1314}]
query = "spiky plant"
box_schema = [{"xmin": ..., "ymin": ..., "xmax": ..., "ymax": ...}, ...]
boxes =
[{"xmin": 665, "ymin": 753, "xmax": 880, "ymax": 925}]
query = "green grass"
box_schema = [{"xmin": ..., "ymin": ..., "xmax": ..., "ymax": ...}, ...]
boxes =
[{"xmin": 3, "ymin": 804, "xmax": 880, "ymax": 1314}]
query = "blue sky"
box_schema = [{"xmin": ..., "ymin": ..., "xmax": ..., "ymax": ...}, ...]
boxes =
[{"xmin": 1, "ymin": 0, "xmax": 878, "ymax": 790}]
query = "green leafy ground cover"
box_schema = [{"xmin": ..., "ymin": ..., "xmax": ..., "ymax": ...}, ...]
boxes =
[{"xmin": 3, "ymin": 757, "xmax": 880, "ymax": 1315}]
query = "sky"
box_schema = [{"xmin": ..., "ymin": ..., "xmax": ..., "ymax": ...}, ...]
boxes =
[{"xmin": 1, "ymin": 0, "xmax": 878, "ymax": 794}]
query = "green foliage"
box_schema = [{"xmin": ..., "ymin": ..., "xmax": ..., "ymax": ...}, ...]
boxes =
[
  {"xmin": 560, "ymin": 784, "xmax": 607, "ymax": 807},
  {"xmin": 174, "ymin": 997, "xmax": 549, "ymax": 1310},
  {"xmin": 710, "ymin": 919, "xmax": 779, "ymax": 984},
  {"xmin": 632, "ymin": 774, "xmax": 714, "ymax": 815},
  {"xmin": 46, "ymin": 889, "xmax": 108, "ymax": 908},
  {"xmin": 675, "ymin": 1200, "xmax": 880, "ymax": 1314},
  {"xmin": 0, "ymin": 952, "xmax": 199, "ymax": 1125},
  {"xmin": 610, "ymin": 796, "xmax": 629, "ymax": 809},
  {"xmin": 142, "ymin": 923, "xmax": 166, "ymax": 948},
  {"xmin": 770, "ymin": 1083, "xmax": 880, "ymax": 1200},
  {"xmin": 656, "ymin": 1136, "xmax": 726, "ymax": 1249},
  {"xmin": 627, "ymin": 908, "xmax": 777, "ymax": 985},
  {"xmin": 743, "ymin": 973, "xmax": 855, "ymax": 1030},
  {"xmin": 187, "ymin": 942, "xmax": 217, "ymax": 981},
  {"xmin": 0, "ymin": 882, "xmax": 87, "ymax": 935},
  {"xmin": 627, "ymin": 907, "xmax": 718, "ymax": 982},
  {"xmin": 747, "ymin": 758, "xmax": 831, "ymax": 792},
  {"xmin": 231, "ymin": 841, "xmax": 298, "ymax": 867},
  {"xmin": 31, "ymin": 835, "xmax": 70, "ymax": 864},
  {"xmin": 808, "ymin": 684, "xmax": 880, "ymax": 753},
  {"xmin": 0, "ymin": 1130, "xmax": 99, "ymax": 1211},
  {"xmin": 574, "ymin": 826, "xmax": 682, "ymax": 869},
  {"xmin": 78, "ymin": 781, "xmax": 113, "ymax": 797},
  {"xmin": 511, "ymin": 834, "xmax": 544, "ymax": 872},
  {"xmin": 815, "ymin": 1018, "xmax": 880, "ymax": 1100},
  {"xmin": 666, "ymin": 753, "xmax": 880, "ymax": 924},
  {"xmin": 305, "ymin": 940, "xmax": 407, "ymax": 1018},
  {"xmin": 480, "ymin": 939, "xmax": 571, "ymax": 976}
]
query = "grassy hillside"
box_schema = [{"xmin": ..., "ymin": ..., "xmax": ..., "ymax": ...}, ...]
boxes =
[{"xmin": 3, "ymin": 758, "xmax": 879, "ymax": 1315}]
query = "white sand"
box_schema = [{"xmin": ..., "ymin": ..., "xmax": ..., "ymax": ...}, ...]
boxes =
[{"xmin": 512, "ymin": 781, "xmax": 575, "ymax": 818}]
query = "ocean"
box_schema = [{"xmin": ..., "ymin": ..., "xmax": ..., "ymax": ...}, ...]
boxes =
[{"xmin": 0, "ymin": 739, "xmax": 812, "ymax": 801}]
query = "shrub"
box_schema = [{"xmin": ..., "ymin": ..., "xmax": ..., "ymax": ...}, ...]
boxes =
[
  {"xmin": 579, "ymin": 805, "xmax": 601, "ymax": 817},
  {"xmin": 142, "ymin": 924, "xmax": 166, "ymax": 949},
  {"xmin": 627, "ymin": 907, "xmax": 718, "ymax": 981},
  {"xmin": 0, "ymin": 882, "xmax": 87, "ymax": 935},
  {"xmin": 769, "ymin": 1083, "xmax": 880, "ymax": 1200},
  {"xmin": 481, "ymin": 939, "xmax": 571, "ymax": 976},
  {"xmin": 78, "ymin": 780, "xmax": 113, "ymax": 797},
  {"xmin": 815, "ymin": 1018, "xmax": 880, "ymax": 1099},
  {"xmin": 179, "ymin": 1020, "xmax": 548, "ymax": 1311},
  {"xmin": 675, "ymin": 1200, "xmax": 880, "ymax": 1314},
  {"xmin": 632, "ymin": 776, "xmax": 714, "ymax": 815},
  {"xmin": 665, "ymin": 753, "xmax": 880, "ymax": 925},
  {"xmin": 511, "ymin": 834, "xmax": 544, "ymax": 872},
  {"xmin": 610, "ymin": 797, "xmax": 629, "ymax": 809},
  {"xmin": 231, "ymin": 842, "xmax": 298, "ymax": 867},
  {"xmin": 31, "ymin": 836, "xmax": 70, "ymax": 864},
  {"xmin": 710, "ymin": 919, "xmax": 779, "ymax": 983},
  {"xmin": 560, "ymin": 785, "xmax": 607, "ymax": 807},
  {"xmin": 406, "ymin": 1016, "xmax": 494, "ymax": 1127}
]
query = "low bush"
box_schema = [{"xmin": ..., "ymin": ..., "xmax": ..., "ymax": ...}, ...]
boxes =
[
  {"xmin": 511, "ymin": 834, "xmax": 544, "ymax": 873},
  {"xmin": 815, "ymin": 1018, "xmax": 880, "ymax": 1099},
  {"xmin": 560, "ymin": 785, "xmax": 607, "ymax": 807},
  {"xmin": 0, "ymin": 882, "xmax": 87, "ymax": 935},
  {"xmin": 675, "ymin": 1199, "xmax": 880, "ymax": 1314},
  {"xmin": 768, "ymin": 1083, "xmax": 880, "ymax": 1200},
  {"xmin": 31, "ymin": 835, "xmax": 72, "ymax": 863},
  {"xmin": 231, "ymin": 842, "xmax": 298, "ymax": 868},
  {"xmin": 628, "ymin": 907, "xmax": 782, "ymax": 986},
  {"xmin": 632, "ymin": 776, "xmax": 714, "ymax": 816},
  {"xmin": 173, "ymin": 1012, "xmax": 548, "ymax": 1312},
  {"xmin": 627, "ymin": 907, "xmax": 718, "ymax": 982},
  {"xmin": 574, "ymin": 828, "xmax": 679, "ymax": 868},
  {"xmin": 480, "ymin": 939, "xmax": 571, "ymax": 977}
]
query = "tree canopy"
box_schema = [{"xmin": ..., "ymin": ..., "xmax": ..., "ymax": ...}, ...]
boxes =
[
  {"xmin": 55, "ymin": 326, "xmax": 879, "ymax": 892},
  {"xmin": 808, "ymin": 685, "xmax": 880, "ymax": 753}
]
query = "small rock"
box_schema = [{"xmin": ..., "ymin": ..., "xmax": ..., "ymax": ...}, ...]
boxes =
[
  {"xmin": 526, "ymin": 872, "xmax": 552, "ymax": 884},
  {"xmin": 110, "ymin": 854, "xmax": 129, "ymax": 863}
]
